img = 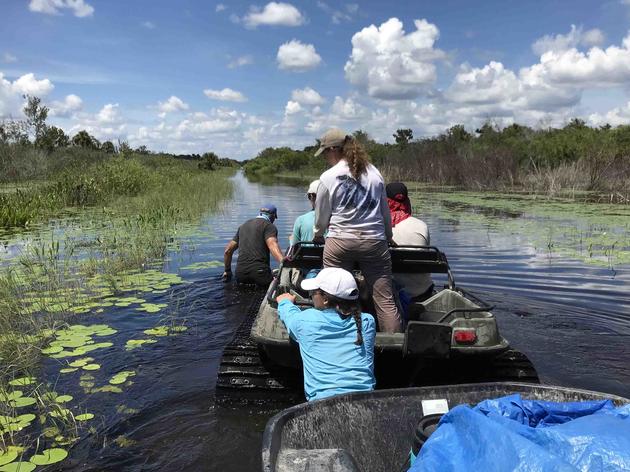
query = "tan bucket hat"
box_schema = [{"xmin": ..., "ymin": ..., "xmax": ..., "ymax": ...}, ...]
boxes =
[{"xmin": 314, "ymin": 128, "xmax": 349, "ymax": 156}]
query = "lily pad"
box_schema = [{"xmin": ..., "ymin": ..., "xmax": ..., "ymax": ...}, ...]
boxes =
[
  {"xmin": 8, "ymin": 378, "xmax": 35, "ymax": 387},
  {"xmin": 8, "ymin": 397, "xmax": 36, "ymax": 408},
  {"xmin": 75, "ymin": 413, "xmax": 94, "ymax": 421},
  {"xmin": 59, "ymin": 368, "xmax": 78, "ymax": 374},
  {"xmin": 55, "ymin": 395, "xmax": 73, "ymax": 403},
  {"xmin": 125, "ymin": 339, "xmax": 158, "ymax": 350},
  {"xmin": 109, "ymin": 371, "xmax": 135, "ymax": 385},
  {"xmin": 0, "ymin": 461, "xmax": 36, "ymax": 472},
  {"xmin": 68, "ymin": 357, "xmax": 93, "ymax": 368},
  {"xmin": 29, "ymin": 448, "xmax": 68, "ymax": 466},
  {"xmin": 41, "ymin": 345, "xmax": 63, "ymax": 355},
  {"xmin": 0, "ymin": 447, "xmax": 22, "ymax": 466},
  {"xmin": 82, "ymin": 364, "xmax": 100, "ymax": 371}
]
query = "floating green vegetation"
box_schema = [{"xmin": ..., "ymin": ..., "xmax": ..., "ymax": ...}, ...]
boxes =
[
  {"xmin": 125, "ymin": 339, "xmax": 158, "ymax": 351},
  {"xmin": 411, "ymin": 189, "xmax": 630, "ymax": 268},
  {"xmin": 143, "ymin": 325, "xmax": 187, "ymax": 337},
  {"xmin": 0, "ymin": 447, "xmax": 22, "ymax": 467},
  {"xmin": 43, "ymin": 325, "xmax": 115, "ymax": 362},
  {"xmin": 29, "ymin": 448, "xmax": 68, "ymax": 466},
  {"xmin": 0, "ymin": 461, "xmax": 36, "ymax": 472},
  {"xmin": 180, "ymin": 260, "xmax": 223, "ymax": 271},
  {"xmin": 74, "ymin": 413, "xmax": 94, "ymax": 422},
  {"xmin": 0, "ymin": 414, "xmax": 35, "ymax": 434},
  {"xmin": 136, "ymin": 303, "xmax": 168, "ymax": 314},
  {"xmin": 108, "ymin": 371, "xmax": 135, "ymax": 386}
]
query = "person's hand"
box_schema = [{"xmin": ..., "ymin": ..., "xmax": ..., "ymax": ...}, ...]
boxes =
[
  {"xmin": 221, "ymin": 270, "xmax": 232, "ymax": 282},
  {"xmin": 312, "ymin": 236, "xmax": 325, "ymax": 245},
  {"xmin": 276, "ymin": 293, "xmax": 296, "ymax": 304}
]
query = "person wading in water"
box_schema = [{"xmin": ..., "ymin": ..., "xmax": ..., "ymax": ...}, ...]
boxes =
[{"xmin": 222, "ymin": 203, "xmax": 283, "ymax": 287}]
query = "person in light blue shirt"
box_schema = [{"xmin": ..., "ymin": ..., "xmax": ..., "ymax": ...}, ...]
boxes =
[
  {"xmin": 290, "ymin": 179, "xmax": 320, "ymax": 246},
  {"xmin": 276, "ymin": 267, "xmax": 376, "ymax": 401}
]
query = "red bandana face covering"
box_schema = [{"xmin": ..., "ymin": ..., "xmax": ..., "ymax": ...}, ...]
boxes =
[{"xmin": 387, "ymin": 194, "xmax": 411, "ymax": 227}]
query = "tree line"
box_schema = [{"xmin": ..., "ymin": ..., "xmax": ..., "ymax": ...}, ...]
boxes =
[
  {"xmin": 243, "ymin": 121, "xmax": 630, "ymax": 198},
  {"xmin": 0, "ymin": 96, "xmax": 239, "ymax": 181}
]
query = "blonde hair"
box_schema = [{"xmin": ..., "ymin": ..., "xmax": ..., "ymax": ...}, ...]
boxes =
[{"xmin": 341, "ymin": 137, "xmax": 370, "ymax": 180}]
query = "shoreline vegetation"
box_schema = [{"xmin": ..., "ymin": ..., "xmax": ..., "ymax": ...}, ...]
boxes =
[
  {"xmin": 242, "ymin": 122, "xmax": 630, "ymax": 203},
  {"xmin": 0, "ymin": 97, "xmax": 236, "ymax": 459}
]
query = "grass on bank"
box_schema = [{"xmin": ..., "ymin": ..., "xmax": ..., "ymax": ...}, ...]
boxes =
[{"xmin": 0, "ymin": 152, "xmax": 234, "ymax": 447}]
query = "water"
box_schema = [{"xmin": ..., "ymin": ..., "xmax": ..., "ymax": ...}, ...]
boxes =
[{"xmin": 2, "ymin": 172, "xmax": 630, "ymax": 471}]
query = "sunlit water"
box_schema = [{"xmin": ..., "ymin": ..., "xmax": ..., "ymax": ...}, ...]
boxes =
[{"xmin": 2, "ymin": 172, "xmax": 629, "ymax": 471}]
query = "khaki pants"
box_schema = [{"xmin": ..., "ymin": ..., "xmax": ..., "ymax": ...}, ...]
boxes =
[{"xmin": 323, "ymin": 237, "xmax": 402, "ymax": 333}]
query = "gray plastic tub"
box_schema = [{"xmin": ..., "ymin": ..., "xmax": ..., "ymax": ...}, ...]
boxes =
[{"xmin": 262, "ymin": 382, "xmax": 629, "ymax": 472}]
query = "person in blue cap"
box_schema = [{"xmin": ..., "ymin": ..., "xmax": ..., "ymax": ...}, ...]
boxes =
[{"xmin": 222, "ymin": 203, "xmax": 284, "ymax": 287}]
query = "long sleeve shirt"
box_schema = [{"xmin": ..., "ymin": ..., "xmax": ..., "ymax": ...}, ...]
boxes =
[
  {"xmin": 314, "ymin": 160, "xmax": 393, "ymax": 241},
  {"xmin": 278, "ymin": 298, "xmax": 376, "ymax": 401}
]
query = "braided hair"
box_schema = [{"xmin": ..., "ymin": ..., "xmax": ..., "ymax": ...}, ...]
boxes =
[
  {"xmin": 341, "ymin": 136, "xmax": 370, "ymax": 181},
  {"xmin": 324, "ymin": 293, "xmax": 364, "ymax": 346}
]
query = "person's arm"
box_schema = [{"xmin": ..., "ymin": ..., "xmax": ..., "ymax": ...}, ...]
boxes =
[
  {"xmin": 314, "ymin": 183, "xmax": 331, "ymax": 240},
  {"xmin": 380, "ymin": 192, "xmax": 394, "ymax": 243},
  {"xmin": 266, "ymin": 236, "xmax": 284, "ymax": 264},
  {"xmin": 222, "ymin": 240, "xmax": 238, "ymax": 281},
  {"xmin": 276, "ymin": 294, "xmax": 301, "ymax": 339},
  {"xmin": 290, "ymin": 216, "xmax": 301, "ymax": 246}
]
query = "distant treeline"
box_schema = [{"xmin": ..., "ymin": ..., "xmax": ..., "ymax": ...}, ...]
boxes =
[
  {"xmin": 243, "ymin": 122, "xmax": 630, "ymax": 198},
  {"xmin": 0, "ymin": 95, "xmax": 239, "ymax": 183}
]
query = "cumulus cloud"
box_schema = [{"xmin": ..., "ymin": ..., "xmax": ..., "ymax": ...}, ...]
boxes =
[
  {"xmin": 216, "ymin": 3, "xmax": 226, "ymax": 12},
  {"xmin": 285, "ymin": 100, "xmax": 302, "ymax": 115},
  {"xmin": 277, "ymin": 40, "xmax": 322, "ymax": 71},
  {"xmin": 532, "ymin": 25, "xmax": 605, "ymax": 55},
  {"xmin": 49, "ymin": 94, "xmax": 83, "ymax": 117},
  {"xmin": 157, "ymin": 96, "xmax": 189, "ymax": 118},
  {"xmin": 344, "ymin": 18, "xmax": 446, "ymax": 100},
  {"xmin": 291, "ymin": 87, "xmax": 325, "ymax": 106},
  {"xmin": 12, "ymin": 73, "xmax": 55, "ymax": 96},
  {"xmin": 588, "ymin": 101, "xmax": 630, "ymax": 127},
  {"xmin": 243, "ymin": 2, "xmax": 305, "ymax": 28},
  {"xmin": 96, "ymin": 103, "xmax": 121, "ymax": 124},
  {"xmin": 142, "ymin": 21, "xmax": 156, "ymax": 29},
  {"xmin": 2, "ymin": 53, "xmax": 17, "ymax": 63},
  {"xmin": 29, "ymin": 0, "xmax": 94, "ymax": 18},
  {"xmin": 524, "ymin": 35, "xmax": 630, "ymax": 87},
  {"xmin": 227, "ymin": 55, "xmax": 253, "ymax": 68},
  {"xmin": 204, "ymin": 88, "xmax": 247, "ymax": 102}
]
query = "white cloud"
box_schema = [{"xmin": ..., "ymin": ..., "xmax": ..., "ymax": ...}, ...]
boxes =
[
  {"xmin": 243, "ymin": 2, "xmax": 305, "ymax": 28},
  {"xmin": 216, "ymin": 3, "xmax": 226, "ymax": 12},
  {"xmin": 157, "ymin": 96, "xmax": 189, "ymax": 117},
  {"xmin": 344, "ymin": 18, "xmax": 446, "ymax": 100},
  {"xmin": 204, "ymin": 88, "xmax": 248, "ymax": 102},
  {"xmin": 291, "ymin": 87, "xmax": 325, "ymax": 106},
  {"xmin": 2, "ymin": 53, "xmax": 17, "ymax": 63},
  {"xmin": 532, "ymin": 25, "xmax": 605, "ymax": 55},
  {"xmin": 228, "ymin": 55, "xmax": 254, "ymax": 68},
  {"xmin": 142, "ymin": 21, "xmax": 156, "ymax": 29},
  {"xmin": 285, "ymin": 100, "xmax": 302, "ymax": 115},
  {"xmin": 317, "ymin": 1, "xmax": 359, "ymax": 24},
  {"xmin": 49, "ymin": 94, "xmax": 83, "ymax": 117},
  {"xmin": 277, "ymin": 40, "xmax": 322, "ymax": 72},
  {"xmin": 12, "ymin": 73, "xmax": 54, "ymax": 96},
  {"xmin": 588, "ymin": 101, "xmax": 630, "ymax": 126},
  {"xmin": 96, "ymin": 103, "xmax": 120, "ymax": 124},
  {"xmin": 29, "ymin": 0, "xmax": 94, "ymax": 18}
]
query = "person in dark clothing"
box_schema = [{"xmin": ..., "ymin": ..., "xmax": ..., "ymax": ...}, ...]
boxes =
[{"xmin": 222, "ymin": 204, "xmax": 284, "ymax": 287}]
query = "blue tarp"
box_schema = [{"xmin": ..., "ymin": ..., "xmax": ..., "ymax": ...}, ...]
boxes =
[{"xmin": 410, "ymin": 394, "xmax": 630, "ymax": 472}]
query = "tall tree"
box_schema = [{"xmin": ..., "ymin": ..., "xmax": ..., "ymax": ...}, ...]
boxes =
[
  {"xmin": 72, "ymin": 130, "xmax": 98, "ymax": 149},
  {"xmin": 393, "ymin": 128, "xmax": 413, "ymax": 147},
  {"xmin": 23, "ymin": 95, "xmax": 49, "ymax": 143}
]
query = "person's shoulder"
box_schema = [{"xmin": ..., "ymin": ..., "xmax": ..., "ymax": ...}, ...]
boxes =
[
  {"xmin": 367, "ymin": 163, "xmax": 384, "ymax": 179},
  {"xmin": 361, "ymin": 312, "xmax": 376, "ymax": 326}
]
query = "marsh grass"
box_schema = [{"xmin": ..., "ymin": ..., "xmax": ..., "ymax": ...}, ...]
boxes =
[{"xmin": 0, "ymin": 157, "xmax": 233, "ymax": 452}]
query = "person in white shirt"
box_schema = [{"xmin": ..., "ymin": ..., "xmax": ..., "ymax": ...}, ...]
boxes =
[
  {"xmin": 386, "ymin": 182, "xmax": 434, "ymax": 301},
  {"xmin": 313, "ymin": 128, "xmax": 402, "ymax": 333}
]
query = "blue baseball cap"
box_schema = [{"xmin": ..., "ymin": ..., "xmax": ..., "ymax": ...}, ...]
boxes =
[{"xmin": 260, "ymin": 203, "xmax": 278, "ymax": 217}]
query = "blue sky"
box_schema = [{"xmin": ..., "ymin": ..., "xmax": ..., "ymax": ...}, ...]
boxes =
[{"xmin": 2, "ymin": 0, "xmax": 630, "ymax": 159}]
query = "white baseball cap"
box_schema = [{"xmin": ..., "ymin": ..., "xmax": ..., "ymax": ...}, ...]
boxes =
[
  {"xmin": 301, "ymin": 267, "xmax": 359, "ymax": 300},
  {"xmin": 307, "ymin": 179, "xmax": 320, "ymax": 195}
]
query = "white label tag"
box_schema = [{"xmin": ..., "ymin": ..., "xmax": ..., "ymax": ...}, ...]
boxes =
[{"xmin": 422, "ymin": 399, "xmax": 449, "ymax": 415}]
